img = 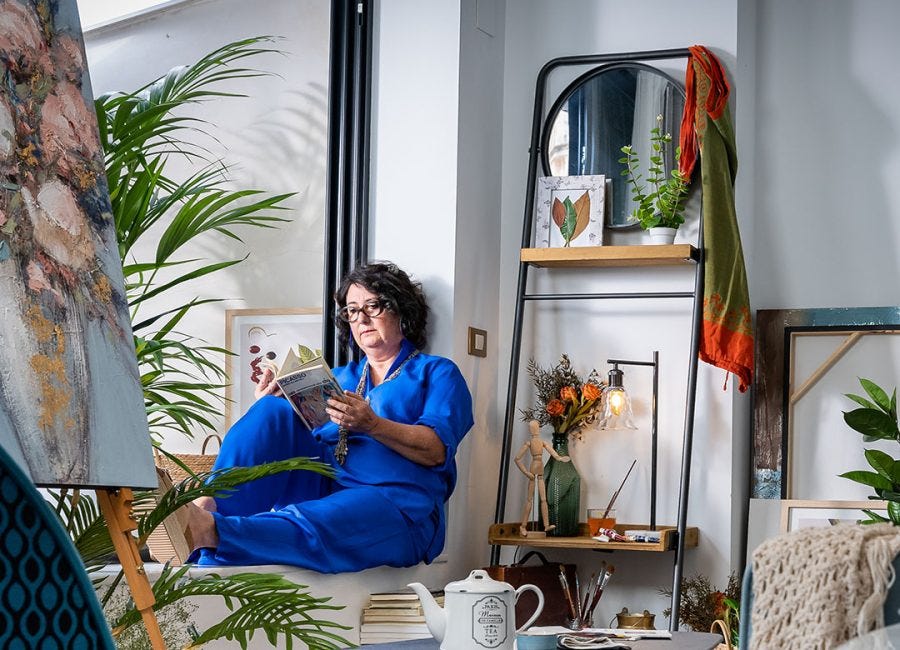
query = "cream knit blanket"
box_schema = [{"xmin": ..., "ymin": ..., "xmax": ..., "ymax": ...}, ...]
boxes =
[{"xmin": 751, "ymin": 523, "xmax": 900, "ymax": 650}]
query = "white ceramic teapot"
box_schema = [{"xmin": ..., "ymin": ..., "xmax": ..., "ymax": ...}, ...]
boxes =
[{"xmin": 409, "ymin": 569, "xmax": 544, "ymax": 650}]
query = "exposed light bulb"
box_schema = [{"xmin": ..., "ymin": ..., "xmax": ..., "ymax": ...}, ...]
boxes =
[
  {"xmin": 599, "ymin": 366, "xmax": 637, "ymax": 430},
  {"xmin": 608, "ymin": 388, "xmax": 627, "ymax": 416}
]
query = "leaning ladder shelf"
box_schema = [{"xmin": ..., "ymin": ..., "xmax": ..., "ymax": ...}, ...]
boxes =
[
  {"xmin": 491, "ymin": 241, "xmax": 705, "ymax": 632},
  {"xmin": 489, "ymin": 47, "xmax": 703, "ymax": 631}
]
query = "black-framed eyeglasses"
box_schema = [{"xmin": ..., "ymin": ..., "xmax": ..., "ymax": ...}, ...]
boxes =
[{"xmin": 337, "ymin": 299, "xmax": 387, "ymax": 323}]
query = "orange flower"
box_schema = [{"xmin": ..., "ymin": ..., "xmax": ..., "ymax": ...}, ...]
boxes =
[
  {"xmin": 712, "ymin": 591, "xmax": 727, "ymax": 620},
  {"xmin": 546, "ymin": 399, "xmax": 566, "ymax": 417},
  {"xmin": 582, "ymin": 382, "xmax": 602, "ymax": 402},
  {"xmin": 559, "ymin": 386, "xmax": 578, "ymax": 403}
]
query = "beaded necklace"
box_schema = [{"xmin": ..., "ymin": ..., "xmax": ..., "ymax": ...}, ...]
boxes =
[{"xmin": 334, "ymin": 349, "xmax": 419, "ymax": 465}]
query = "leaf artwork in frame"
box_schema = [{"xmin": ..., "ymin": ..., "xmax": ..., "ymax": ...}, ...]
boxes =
[{"xmin": 534, "ymin": 175, "xmax": 606, "ymax": 248}]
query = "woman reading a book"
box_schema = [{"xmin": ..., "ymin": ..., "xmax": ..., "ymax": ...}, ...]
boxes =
[{"xmin": 186, "ymin": 261, "xmax": 474, "ymax": 572}]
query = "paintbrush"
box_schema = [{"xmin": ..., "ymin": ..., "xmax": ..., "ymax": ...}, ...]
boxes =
[
  {"xmin": 558, "ymin": 566, "xmax": 578, "ymax": 623},
  {"xmin": 587, "ymin": 565, "xmax": 615, "ymax": 621},
  {"xmin": 574, "ymin": 571, "xmax": 582, "ymax": 621},
  {"xmin": 580, "ymin": 572, "xmax": 595, "ymax": 620},
  {"xmin": 601, "ymin": 460, "xmax": 637, "ymax": 519}
]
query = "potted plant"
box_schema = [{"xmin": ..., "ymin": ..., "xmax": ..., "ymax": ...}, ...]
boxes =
[
  {"xmin": 44, "ymin": 37, "xmax": 352, "ymax": 648},
  {"xmin": 838, "ymin": 377, "xmax": 900, "ymax": 524},
  {"xmin": 619, "ymin": 114, "xmax": 691, "ymax": 244},
  {"xmin": 660, "ymin": 572, "xmax": 741, "ymax": 647}
]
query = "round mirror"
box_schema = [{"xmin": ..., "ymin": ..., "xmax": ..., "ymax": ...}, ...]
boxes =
[{"xmin": 541, "ymin": 63, "xmax": 685, "ymax": 230}]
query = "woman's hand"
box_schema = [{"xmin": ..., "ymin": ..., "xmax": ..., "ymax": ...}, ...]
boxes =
[
  {"xmin": 326, "ymin": 390, "xmax": 446, "ymax": 466},
  {"xmin": 254, "ymin": 367, "xmax": 283, "ymax": 400},
  {"xmin": 326, "ymin": 391, "xmax": 380, "ymax": 432}
]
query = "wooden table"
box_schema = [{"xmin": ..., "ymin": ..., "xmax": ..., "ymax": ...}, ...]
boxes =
[{"xmin": 361, "ymin": 631, "xmax": 723, "ymax": 649}]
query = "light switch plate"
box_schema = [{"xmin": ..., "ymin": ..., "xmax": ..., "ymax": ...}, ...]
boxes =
[{"xmin": 467, "ymin": 327, "xmax": 487, "ymax": 357}]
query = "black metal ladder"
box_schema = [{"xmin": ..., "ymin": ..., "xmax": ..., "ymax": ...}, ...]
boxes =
[{"xmin": 488, "ymin": 48, "xmax": 704, "ymax": 630}]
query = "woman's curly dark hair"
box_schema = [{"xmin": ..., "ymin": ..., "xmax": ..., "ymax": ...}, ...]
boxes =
[{"xmin": 334, "ymin": 261, "xmax": 429, "ymax": 350}]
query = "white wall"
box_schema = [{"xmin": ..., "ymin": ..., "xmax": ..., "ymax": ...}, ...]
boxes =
[
  {"xmin": 84, "ymin": 0, "xmax": 329, "ymax": 454},
  {"xmin": 745, "ymin": 0, "xmax": 900, "ymax": 311},
  {"xmin": 740, "ymin": 0, "xmax": 900, "ymax": 560},
  {"xmin": 498, "ymin": 0, "xmax": 742, "ymax": 628},
  {"xmin": 370, "ymin": 0, "xmax": 507, "ymax": 583}
]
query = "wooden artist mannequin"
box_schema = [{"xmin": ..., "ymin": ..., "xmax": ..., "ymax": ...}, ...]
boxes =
[{"xmin": 515, "ymin": 420, "xmax": 570, "ymax": 536}]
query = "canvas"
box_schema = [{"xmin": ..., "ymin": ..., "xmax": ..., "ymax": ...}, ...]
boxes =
[{"xmin": 0, "ymin": 0, "xmax": 155, "ymax": 488}]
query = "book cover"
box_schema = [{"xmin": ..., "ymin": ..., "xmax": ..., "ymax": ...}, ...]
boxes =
[
  {"xmin": 362, "ymin": 610, "xmax": 426, "ymax": 623},
  {"xmin": 273, "ymin": 346, "xmax": 343, "ymax": 429},
  {"xmin": 367, "ymin": 601, "xmax": 436, "ymax": 610},
  {"xmin": 368, "ymin": 589, "xmax": 443, "ymax": 602}
]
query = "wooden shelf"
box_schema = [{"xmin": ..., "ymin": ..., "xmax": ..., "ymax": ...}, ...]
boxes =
[
  {"xmin": 488, "ymin": 523, "xmax": 699, "ymax": 553},
  {"xmin": 520, "ymin": 244, "xmax": 698, "ymax": 268}
]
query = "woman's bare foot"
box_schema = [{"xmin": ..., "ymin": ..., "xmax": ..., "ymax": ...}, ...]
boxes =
[
  {"xmin": 193, "ymin": 495, "xmax": 217, "ymax": 513},
  {"xmin": 185, "ymin": 501, "xmax": 219, "ymax": 551}
]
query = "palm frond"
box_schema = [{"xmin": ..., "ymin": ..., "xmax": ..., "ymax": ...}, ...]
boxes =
[
  {"xmin": 113, "ymin": 566, "xmax": 350, "ymax": 649},
  {"xmin": 97, "ymin": 35, "xmax": 295, "ymax": 440},
  {"xmin": 136, "ymin": 458, "xmax": 334, "ymax": 541}
]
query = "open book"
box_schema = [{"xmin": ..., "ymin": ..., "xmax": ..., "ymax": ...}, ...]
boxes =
[{"xmin": 270, "ymin": 345, "xmax": 343, "ymax": 430}]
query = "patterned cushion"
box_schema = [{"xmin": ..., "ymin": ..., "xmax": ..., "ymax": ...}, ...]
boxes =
[{"xmin": 0, "ymin": 446, "xmax": 115, "ymax": 649}]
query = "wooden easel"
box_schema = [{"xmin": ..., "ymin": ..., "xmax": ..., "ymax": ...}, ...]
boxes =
[{"xmin": 96, "ymin": 487, "xmax": 166, "ymax": 650}]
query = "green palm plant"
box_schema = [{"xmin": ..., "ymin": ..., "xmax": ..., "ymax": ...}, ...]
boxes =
[
  {"xmin": 94, "ymin": 36, "xmax": 293, "ymax": 442},
  {"xmin": 42, "ymin": 37, "xmax": 350, "ymax": 648},
  {"xmin": 49, "ymin": 459, "xmax": 352, "ymax": 648}
]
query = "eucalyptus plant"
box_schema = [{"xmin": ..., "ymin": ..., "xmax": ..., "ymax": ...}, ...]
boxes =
[
  {"xmin": 619, "ymin": 114, "xmax": 690, "ymax": 230},
  {"xmin": 94, "ymin": 36, "xmax": 292, "ymax": 442},
  {"xmin": 839, "ymin": 377, "xmax": 900, "ymax": 524}
]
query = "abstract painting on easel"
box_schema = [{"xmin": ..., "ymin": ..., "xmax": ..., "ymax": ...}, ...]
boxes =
[{"xmin": 0, "ymin": 0, "xmax": 156, "ymax": 489}]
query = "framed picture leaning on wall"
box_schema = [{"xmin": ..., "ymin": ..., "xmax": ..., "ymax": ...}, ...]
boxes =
[
  {"xmin": 224, "ymin": 308, "xmax": 322, "ymax": 426},
  {"xmin": 533, "ymin": 175, "xmax": 606, "ymax": 247},
  {"xmin": 780, "ymin": 499, "xmax": 889, "ymax": 533}
]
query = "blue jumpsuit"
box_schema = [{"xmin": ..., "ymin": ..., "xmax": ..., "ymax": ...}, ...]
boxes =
[{"xmin": 193, "ymin": 339, "xmax": 474, "ymax": 572}]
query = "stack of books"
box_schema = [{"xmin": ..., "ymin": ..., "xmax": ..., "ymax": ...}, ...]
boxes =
[{"xmin": 358, "ymin": 590, "xmax": 443, "ymax": 645}]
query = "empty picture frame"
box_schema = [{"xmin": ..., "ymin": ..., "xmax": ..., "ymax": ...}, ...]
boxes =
[
  {"xmin": 780, "ymin": 499, "xmax": 888, "ymax": 533},
  {"xmin": 533, "ymin": 175, "xmax": 606, "ymax": 247},
  {"xmin": 752, "ymin": 307, "xmax": 900, "ymax": 499},
  {"xmin": 225, "ymin": 308, "xmax": 322, "ymax": 426}
]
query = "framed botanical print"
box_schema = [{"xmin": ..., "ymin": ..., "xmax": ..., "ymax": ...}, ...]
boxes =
[
  {"xmin": 224, "ymin": 308, "xmax": 322, "ymax": 426},
  {"xmin": 533, "ymin": 175, "xmax": 606, "ymax": 247}
]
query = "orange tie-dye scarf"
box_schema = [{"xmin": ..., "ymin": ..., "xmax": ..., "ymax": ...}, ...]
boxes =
[{"xmin": 679, "ymin": 45, "xmax": 753, "ymax": 392}]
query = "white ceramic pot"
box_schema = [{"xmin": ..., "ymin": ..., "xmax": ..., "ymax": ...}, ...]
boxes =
[
  {"xmin": 647, "ymin": 226, "xmax": 676, "ymax": 244},
  {"xmin": 409, "ymin": 570, "xmax": 544, "ymax": 650}
]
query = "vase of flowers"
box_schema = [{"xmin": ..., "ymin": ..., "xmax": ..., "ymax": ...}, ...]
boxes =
[
  {"xmin": 522, "ymin": 355, "xmax": 605, "ymax": 536},
  {"xmin": 619, "ymin": 114, "xmax": 691, "ymax": 243}
]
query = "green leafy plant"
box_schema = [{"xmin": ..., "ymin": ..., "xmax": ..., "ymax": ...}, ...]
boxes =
[
  {"xmin": 47, "ymin": 37, "xmax": 349, "ymax": 648},
  {"xmin": 619, "ymin": 114, "xmax": 690, "ymax": 230},
  {"xmin": 50, "ymin": 459, "xmax": 352, "ymax": 648},
  {"xmin": 95, "ymin": 36, "xmax": 293, "ymax": 442},
  {"xmin": 660, "ymin": 572, "xmax": 740, "ymax": 638},
  {"xmin": 839, "ymin": 377, "xmax": 900, "ymax": 524}
]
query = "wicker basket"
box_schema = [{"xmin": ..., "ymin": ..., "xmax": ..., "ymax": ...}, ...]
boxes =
[
  {"xmin": 155, "ymin": 434, "xmax": 222, "ymax": 482},
  {"xmin": 142, "ymin": 466, "xmax": 192, "ymax": 565},
  {"xmin": 145, "ymin": 434, "xmax": 222, "ymax": 565},
  {"xmin": 711, "ymin": 619, "xmax": 736, "ymax": 650}
]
